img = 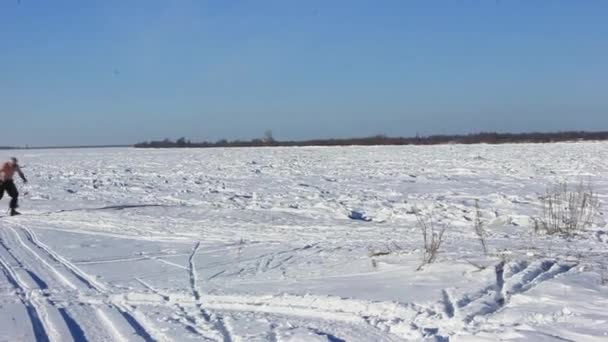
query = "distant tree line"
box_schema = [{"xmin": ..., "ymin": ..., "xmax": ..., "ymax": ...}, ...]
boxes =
[{"xmin": 134, "ymin": 131, "xmax": 608, "ymax": 148}]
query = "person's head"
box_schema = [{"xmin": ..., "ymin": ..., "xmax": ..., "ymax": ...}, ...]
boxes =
[{"xmin": 10, "ymin": 157, "xmax": 18, "ymax": 165}]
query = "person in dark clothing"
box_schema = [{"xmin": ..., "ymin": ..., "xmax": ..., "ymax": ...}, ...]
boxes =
[{"xmin": 0, "ymin": 157, "xmax": 28, "ymax": 216}]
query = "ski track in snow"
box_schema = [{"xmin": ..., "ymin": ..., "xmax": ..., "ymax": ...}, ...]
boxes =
[
  {"xmin": 0, "ymin": 144, "xmax": 607, "ymax": 341},
  {"xmin": 442, "ymin": 259, "xmax": 577, "ymax": 325},
  {"xmin": 5, "ymin": 220, "xmax": 570, "ymax": 341},
  {"xmin": 0, "ymin": 222, "xmax": 171, "ymax": 342},
  {"xmin": 187, "ymin": 240, "xmax": 234, "ymax": 341}
]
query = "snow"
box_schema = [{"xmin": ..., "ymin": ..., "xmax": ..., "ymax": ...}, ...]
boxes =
[{"xmin": 1, "ymin": 143, "xmax": 607, "ymax": 341}]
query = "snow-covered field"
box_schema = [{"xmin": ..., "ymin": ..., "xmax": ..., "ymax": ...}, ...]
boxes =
[{"xmin": 1, "ymin": 143, "xmax": 607, "ymax": 341}]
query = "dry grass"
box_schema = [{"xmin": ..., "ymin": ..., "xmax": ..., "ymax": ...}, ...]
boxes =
[
  {"xmin": 415, "ymin": 208, "xmax": 447, "ymax": 270},
  {"xmin": 534, "ymin": 182, "xmax": 599, "ymax": 236},
  {"xmin": 474, "ymin": 200, "xmax": 488, "ymax": 254}
]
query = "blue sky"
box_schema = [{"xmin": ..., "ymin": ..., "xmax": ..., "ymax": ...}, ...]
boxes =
[{"xmin": 1, "ymin": 0, "xmax": 607, "ymax": 146}]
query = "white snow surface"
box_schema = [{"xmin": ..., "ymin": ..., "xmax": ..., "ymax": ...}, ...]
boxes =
[{"xmin": 1, "ymin": 143, "xmax": 608, "ymax": 341}]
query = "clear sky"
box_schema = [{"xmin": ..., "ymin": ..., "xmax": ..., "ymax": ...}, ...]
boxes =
[{"xmin": 1, "ymin": 0, "xmax": 607, "ymax": 146}]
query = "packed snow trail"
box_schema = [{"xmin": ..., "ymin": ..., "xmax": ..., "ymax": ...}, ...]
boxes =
[{"xmin": 0, "ymin": 222, "xmax": 169, "ymax": 342}]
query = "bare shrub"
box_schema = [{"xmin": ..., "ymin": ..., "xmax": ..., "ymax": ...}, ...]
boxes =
[
  {"xmin": 474, "ymin": 200, "xmax": 488, "ymax": 254},
  {"xmin": 415, "ymin": 208, "xmax": 447, "ymax": 270},
  {"xmin": 534, "ymin": 182, "xmax": 599, "ymax": 235}
]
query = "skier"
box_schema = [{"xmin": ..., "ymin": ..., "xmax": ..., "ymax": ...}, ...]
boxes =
[{"xmin": 0, "ymin": 157, "xmax": 28, "ymax": 216}]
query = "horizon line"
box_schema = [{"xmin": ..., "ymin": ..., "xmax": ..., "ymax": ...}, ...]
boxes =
[{"xmin": 3, "ymin": 129, "xmax": 607, "ymax": 150}]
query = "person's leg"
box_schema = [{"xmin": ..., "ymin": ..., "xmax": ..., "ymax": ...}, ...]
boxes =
[
  {"xmin": 0, "ymin": 182, "xmax": 4, "ymax": 201},
  {"xmin": 5, "ymin": 181, "xmax": 19, "ymax": 210}
]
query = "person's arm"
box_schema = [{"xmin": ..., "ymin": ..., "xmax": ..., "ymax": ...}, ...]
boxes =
[
  {"xmin": 0, "ymin": 163, "xmax": 7, "ymax": 182},
  {"xmin": 17, "ymin": 166, "xmax": 27, "ymax": 183}
]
